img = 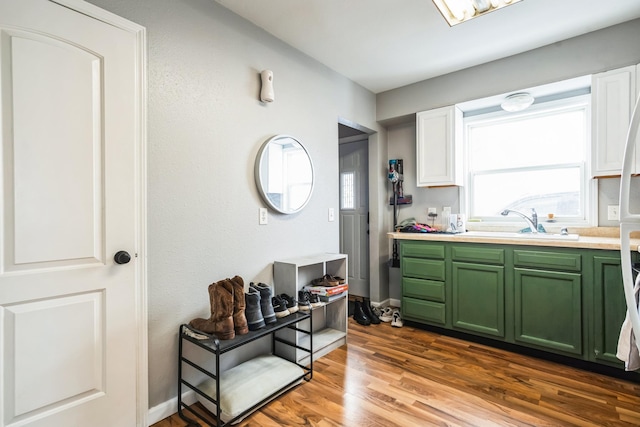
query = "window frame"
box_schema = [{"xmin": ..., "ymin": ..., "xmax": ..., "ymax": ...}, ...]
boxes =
[{"xmin": 461, "ymin": 94, "xmax": 596, "ymax": 228}]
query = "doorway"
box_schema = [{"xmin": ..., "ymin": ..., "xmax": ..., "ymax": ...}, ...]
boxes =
[{"xmin": 338, "ymin": 124, "xmax": 369, "ymax": 298}]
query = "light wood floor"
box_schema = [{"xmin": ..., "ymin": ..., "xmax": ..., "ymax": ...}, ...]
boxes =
[{"xmin": 154, "ymin": 318, "xmax": 640, "ymax": 426}]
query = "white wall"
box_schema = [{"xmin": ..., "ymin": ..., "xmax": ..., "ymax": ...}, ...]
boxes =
[
  {"xmin": 86, "ymin": 0, "xmax": 381, "ymax": 411},
  {"xmin": 377, "ymin": 18, "xmax": 640, "ymax": 124}
]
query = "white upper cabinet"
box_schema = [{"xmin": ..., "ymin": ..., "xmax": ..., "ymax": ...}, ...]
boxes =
[
  {"xmin": 416, "ymin": 106, "xmax": 463, "ymax": 187},
  {"xmin": 591, "ymin": 65, "xmax": 638, "ymax": 177}
]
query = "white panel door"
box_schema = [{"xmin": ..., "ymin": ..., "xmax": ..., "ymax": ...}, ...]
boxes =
[
  {"xmin": 0, "ymin": 1, "xmax": 143, "ymax": 426},
  {"xmin": 339, "ymin": 139, "xmax": 369, "ymax": 298}
]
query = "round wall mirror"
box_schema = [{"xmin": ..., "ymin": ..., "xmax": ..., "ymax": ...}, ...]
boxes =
[{"xmin": 255, "ymin": 135, "xmax": 314, "ymax": 214}]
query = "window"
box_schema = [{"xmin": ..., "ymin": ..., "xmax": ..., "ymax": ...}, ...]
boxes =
[
  {"xmin": 340, "ymin": 171, "xmax": 355, "ymax": 210},
  {"xmin": 464, "ymin": 95, "xmax": 592, "ymax": 225}
]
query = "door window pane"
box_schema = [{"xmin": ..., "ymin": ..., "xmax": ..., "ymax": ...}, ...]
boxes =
[{"xmin": 341, "ymin": 171, "xmax": 355, "ymax": 210}]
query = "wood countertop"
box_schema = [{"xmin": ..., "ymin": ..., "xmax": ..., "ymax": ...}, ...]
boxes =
[{"xmin": 388, "ymin": 228, "xmax": 640, "ymax": 251}]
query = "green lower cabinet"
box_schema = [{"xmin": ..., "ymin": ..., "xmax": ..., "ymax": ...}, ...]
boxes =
[
  {"xmin": 399, "ymin": 240, "xmax": 635, "ymax": 372},
  {"xmin": 452, "ymin": 262, "xmax": 505, "ymax": 338},
  {"xmin": 593, "ymin": 256, "xmax": 626, "ymax": 366},
  {"xmin": 514, "ymin": 268, "xmax": 583, "ymax": 355}
]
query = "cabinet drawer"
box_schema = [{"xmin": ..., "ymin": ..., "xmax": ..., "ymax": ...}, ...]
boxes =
[
  {"xmin": 451, "ymin": 246, "xmax": 504, "ymax": 264},
  {"xmin": 514, "ymin": 250, "xmax": 581, "ymax": 272},
  {"xmin": 401, "ymin": 242, "xmax": 445, "ymax": 259},
  {"xmin": 403, "ymin": 297, "xmax": 446, "ymax": 325},
  {"xmin": 403, "ymin": 258, "xmax": 445, "ymax": 281},
  {"xmin": 403, "ymin": 277, "xmax": 445, "ymax": 302}
]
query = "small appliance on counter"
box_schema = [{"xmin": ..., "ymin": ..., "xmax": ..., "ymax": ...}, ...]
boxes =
[{"xmin": 448, "ymin": 213, "xmax": 466, "ymax": 233}]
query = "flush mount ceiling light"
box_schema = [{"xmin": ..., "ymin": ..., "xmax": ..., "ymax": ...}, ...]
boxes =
[
  {"xmin": 501, "ymin": 92, "xmax": 535, "ymax": 112},
  {"xmin": 433, "ymin": 0, "xmax": 523, "ymax": 26}
]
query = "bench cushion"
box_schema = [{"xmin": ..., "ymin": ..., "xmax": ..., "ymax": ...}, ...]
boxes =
[{"xmin": 196, "ymin": 354, "xmax": 304, "ymax": 423}]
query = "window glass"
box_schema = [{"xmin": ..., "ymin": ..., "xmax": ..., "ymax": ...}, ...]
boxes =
[
  {"xmin": 340, "ymin": 171, "xmax": 355, "ymax": 210},
  {"xmin": 465, "ymin": 96, "xmax": 590, "ymax": 223}
]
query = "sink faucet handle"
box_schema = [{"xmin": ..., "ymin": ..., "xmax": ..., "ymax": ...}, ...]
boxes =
[{"xmin": 529, "ymin": 208, "xmax": 538, "ymax": 230}]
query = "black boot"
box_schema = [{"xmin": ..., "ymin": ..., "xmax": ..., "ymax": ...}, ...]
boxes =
[
  {"xmin": 362, "ymin": 298, "xmax": 381, "ymax": 324},
  {"xmin": 353, "ymin": 300, "xmax": 371, "ymax": 326}
]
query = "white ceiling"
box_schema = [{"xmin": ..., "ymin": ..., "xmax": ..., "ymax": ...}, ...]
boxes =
[{"xmin": 214, "ymin": 0, "xmax": 640, "ymax": 94}]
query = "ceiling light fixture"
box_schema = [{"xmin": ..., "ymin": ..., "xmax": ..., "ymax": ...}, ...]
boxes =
[
  {"xmin": 432, "ymin": 0, "xmax": 523, "ymax": 26},
  {"xmin": 501, "ymin": 92, "xmax": 535, "ymax": 112}
]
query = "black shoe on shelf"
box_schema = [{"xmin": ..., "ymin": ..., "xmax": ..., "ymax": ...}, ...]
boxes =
[
  {"xmin": 280, "ymin": 293, "xmax": 299, "ymax": 314},
  {"xmin": 297, "ymin": 290, "xmax": 312, "ymax": 311},
  {"xmin": 271, "ymin": 295, "xmax": 291, "ymax": 318},
  {"xmin": 307, "ymin": 292, "xmax": 324, "ymax": 308},
  {"xmin": 353, "ymin": 300, "xmax": 371, "ymax": 326},
  {"xmin": 250, "ymin": 282, "xmax": 277, "ymax": 324},
  {"xmin": 362, "ymin": 297, "xmax": 381, "ymax": 324}
]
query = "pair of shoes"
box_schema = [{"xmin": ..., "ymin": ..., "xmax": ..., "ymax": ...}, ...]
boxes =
[
  {"xmin": 378, "ymin": 307, "xmax": 394, "ymax": 323},
  {"xmin": 352, "ymin": 298, "xmax": 381, "ymax": 326},
  {"xmin": 298, "ymin": 290, "xmax": 323, "ymax": 309},
  {"xmin": 311, "ymin": 274, "xmax": 339, "ymax": 287},
  {"xmin": 189, "ymin": 276, "xmax": 249, "ymax": 340},
  {"xmin": 391, "ymin": 309, "xmax": 403, "ymax": 328},
  {"xmin": 245, "ymin": 282, "xmax": 277, "ymax": 331},
  {"xmin": 272, "ymin": 295, "xmax": 291, "ymax": 318},
  {"xmin": 353, "ymin": 300, "xmax": 371, "ymax": 325},
  {"xmin": 362, "ymin": 298, "xmax": 381, "ymax": 324}
]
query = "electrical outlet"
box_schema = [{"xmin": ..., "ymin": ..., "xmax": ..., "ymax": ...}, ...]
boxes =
[
  {"xmin": 428, "ymin": 207, "xmax": 437, "ymax": 215},
  {"xmin": 443, "ymin": 206, "xmax": 451, "ymax": 216},
  {"xmin": 608, "ymin": 205, "xmax": 619, "ymax": 221},
  {"xmin": 328, "ymin": 208, "xmax": 335, "ymax": 222},
  {"xmin": 259, "ymin": 207, "xmax": 268, "ymax": 225}
]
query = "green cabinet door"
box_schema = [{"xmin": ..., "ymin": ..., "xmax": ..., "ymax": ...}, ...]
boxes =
[
  {"xmin": 514, "ymin": 268, "xmax": 583, "ymax": 355},
  {"xmin": 452, "ymin": 262, "xmax": 505, "ymax": 338},
  {"xmin": 593, "ymin": 256, "xmax": 626, "ymax": 366}
]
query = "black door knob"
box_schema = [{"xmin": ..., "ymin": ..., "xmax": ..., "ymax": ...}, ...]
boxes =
[{"xmin": 114, "ymin": 250, "xmax": 131, "ymax": 264}]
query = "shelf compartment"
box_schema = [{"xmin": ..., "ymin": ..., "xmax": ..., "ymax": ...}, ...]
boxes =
[
  {"xmin": 274, "ymin": 253, "xmax": 348, "ymax": 365},
  {"xmin": 298, "ymin": 327, "xmax": 346, "ymax": 364}
]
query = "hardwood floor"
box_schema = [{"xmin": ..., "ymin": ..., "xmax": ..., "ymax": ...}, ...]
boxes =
[{"xmin": 154, "ymin": 318, "xmax": 640, "ymax": 426}]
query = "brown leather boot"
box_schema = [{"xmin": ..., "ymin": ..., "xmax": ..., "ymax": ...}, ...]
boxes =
[
  {"xmin": 189, "ymin": 279, "xmax": 235, "ymax": 340},
  {"xmin": 228, "ymin": 276, "xmax": 249, "ymax": 335}
]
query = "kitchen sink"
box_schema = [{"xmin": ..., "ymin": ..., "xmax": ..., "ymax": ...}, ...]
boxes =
[{"xmin": 458, "ymin": 231, "xmax": 580, "ymax": 241}]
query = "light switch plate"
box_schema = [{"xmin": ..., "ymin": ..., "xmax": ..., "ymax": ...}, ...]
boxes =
[
  {"xmin": 608, "ymin": 205, "xmax": 619, "ymax": 221},
  {"xmin": 259, "ymin": 207, "xmax": 268, "ymax": 225},
  {"xmin": 328, "ymin": 208, "xmax": 335, "ymax": 222}
]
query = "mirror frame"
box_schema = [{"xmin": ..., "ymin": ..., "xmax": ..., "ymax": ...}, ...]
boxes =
[{"xmin": 254, "ymin": 134, "xmax": 315, "ymax": 214}]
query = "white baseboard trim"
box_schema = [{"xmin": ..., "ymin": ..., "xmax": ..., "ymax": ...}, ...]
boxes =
[
  {"xmin": 370, "ymin": 298, "xmax": 401, "ymax": 308},
  {"xmin": 370, "ymin": 298, "xmax": 388, "ymax": 308},
  {"xmin": 148, "ymin": 390, "xmax": 196, "ymax": 425}
]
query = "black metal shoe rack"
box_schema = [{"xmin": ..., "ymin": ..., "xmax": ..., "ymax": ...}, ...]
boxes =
[{"xmin": 178, "ymin": 311, "xmax": 313, "ymax": 426}]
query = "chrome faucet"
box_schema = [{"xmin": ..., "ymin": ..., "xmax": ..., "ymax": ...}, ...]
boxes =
[{"xmin": 501, "ymin": 208, "xmax": 539, "ymax": 233}]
